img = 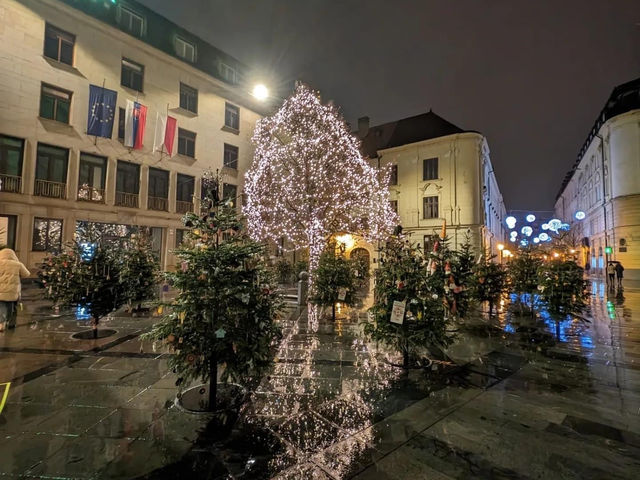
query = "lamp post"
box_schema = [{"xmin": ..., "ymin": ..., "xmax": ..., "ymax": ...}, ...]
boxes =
[{"xmin": 497, "ymin": 243, "xmax": 504, "ymax": 264}]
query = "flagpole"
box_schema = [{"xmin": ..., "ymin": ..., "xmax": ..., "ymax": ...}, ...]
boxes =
[{"xmin": 94, "ymin": 78, "xmax": 106, "ymax": 146}]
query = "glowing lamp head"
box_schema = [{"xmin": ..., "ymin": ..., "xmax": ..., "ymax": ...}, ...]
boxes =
[
  {"xmin": 497, "ymin": 243, "xmax": 504, "ymax": 251},
  {"xmin": 505, "ymin": 216, "xmax": 517, "ymax": 229},
  {"xmin": 553, "ymin": 252, "xmax": 559, "ymax": 258},
  {"xmin": 335, "ymin": 233, "xmax": 355, "ymax": 251},
  {"xmin": 526, "ymin": 214, "xmax": 536, "ymax": 222},
  {"xmin": 503, "ymin": 249, "xmax": 511, "ymax": 257},
  {"xmin": 252, "ymin": 84, "xmax": 269, "ymax": 101},
  {"xmin": 575, "ymin": 211, "xmax": 586, "ymax": 220}
]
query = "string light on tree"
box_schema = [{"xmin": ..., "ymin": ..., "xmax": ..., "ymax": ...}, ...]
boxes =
[{"xmin": 244, "ymin": 83, "xmax": 397, "ymax": 287}]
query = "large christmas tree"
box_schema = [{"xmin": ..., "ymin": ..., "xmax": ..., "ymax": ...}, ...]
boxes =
[
  {"xmin": 143, "ymin": 171, "xmax": 282, "ymax": 411},
  {"xmin": 537, "ymin": 259, "xmax": 588, "ymax": 315},
  {"xmin": 39, "ymin": 227, "xmax": 128, "ymax": 338},
  {"xmin": 244, "ymin": 83, "xmax": 397, "ymax": 291},
  {"xmin": 365, "ymin": 229, "xmax": 456, "ymax": 369},
  {"xmin": 472, "ymin": 255, "xmax": 508, "ymax": 316}
]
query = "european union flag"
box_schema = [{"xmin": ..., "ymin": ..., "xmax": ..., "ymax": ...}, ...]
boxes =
[{"xmin": 87, "ymin": 85, "xmax": 117, "ymax": 138}]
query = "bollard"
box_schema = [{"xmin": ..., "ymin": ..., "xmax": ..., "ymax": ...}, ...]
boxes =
[{"xmin": 297, "ymin": 271, "xmax": 309, "ymax": 306}]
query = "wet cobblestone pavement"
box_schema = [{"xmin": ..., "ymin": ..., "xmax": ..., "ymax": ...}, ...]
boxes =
[{"xmin": 1, "ymin": 279, "xmax": 639, "ymax": 479}]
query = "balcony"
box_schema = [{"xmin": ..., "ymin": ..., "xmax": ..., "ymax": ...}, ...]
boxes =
[
  {"xmin": 34, "ymin": 179, "xmax": 66, "ymax": 199},
  {"xmin": 115, "ymin": 191, "xmax": 139, "ymax": 208},
  {"xmin": 0, "ymin": 174, "xmax": 22, "ymax": 193},
  {"xmin": 148, "ymin": 195, "xmax": 168, "ymax": 211},
  {"xmin": 77, "ymin": 184, "xmax": 105, "ymax": 203},
  {"xmin": 176, "ymin": 200, "xmax": 193, "ymax": 214}
]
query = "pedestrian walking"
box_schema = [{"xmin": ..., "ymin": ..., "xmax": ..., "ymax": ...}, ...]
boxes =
[
  {"xmin": 614, "ymin": 261, "xmax": 624, "ymax": 289},
  {"xmin": 0, "ymin": 248, "xmax": 30, "ymax": 332},
  {"xmin": 606, "ymin": 262, "xmax": 616, "ymax": 288}
]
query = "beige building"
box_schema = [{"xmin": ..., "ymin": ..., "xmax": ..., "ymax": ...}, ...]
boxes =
[
  {"xmin": 555, "ymin": 78, "xmax": 640, "ymax": 280},
  {"xmin": 357, "ymin": 112, "xmax": 506, "ymax": 258},
  {"xmin": 0, "ymin": 0, "xmax": 266, "ymax": 271}
]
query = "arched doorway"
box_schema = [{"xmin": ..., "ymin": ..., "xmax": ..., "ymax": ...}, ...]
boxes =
[{"xmin": 350, "ymin": 248, "xmax": 370, "ymax": 284}]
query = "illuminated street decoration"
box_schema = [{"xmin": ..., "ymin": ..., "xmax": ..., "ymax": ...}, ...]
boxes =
[
  {"xmin": 560, "ymin": 223, "xmax": 571, "ymax": 231},
  {"xmin": 575, "ymin": 211, "xmax": 586, "ymax": 220},
  {"xmin": 505, "ymin": 216, "xmax": 517, "ymax": 229},
  {"xmin": 526, "ymin": 214, "xmax": 536, "ymax": 222},
  {"xmin": 539, "ymin": 233, "xmax": 550, "ymax": 241},
  {"xmin": 245, "ymin": 84, "xmax": 397, "ymax": 282},
  {"xmin": 533, "ymin": 237, "xmax": 540, "ymax": 243},
  {"xmin": 521, "ymin": 226, "xmax": 533, "ymax": 237},
  {"xmin": 541, "ymin": 223, "xmax": 549, "ymax": 230},
  {"xmin": 547, "ymin": 219, "xmax": 562, "ymax": 233},
  {"xmin": 520, "ymin": 239, "xmax": 529, "ymax": 246}
]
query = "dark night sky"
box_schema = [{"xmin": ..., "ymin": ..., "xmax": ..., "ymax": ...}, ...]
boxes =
[{"xmin": 140, "ymin": 0, "xmax": 639, "ymax": 211}]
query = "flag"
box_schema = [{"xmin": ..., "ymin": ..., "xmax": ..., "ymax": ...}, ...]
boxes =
[
  {"xmin": 153, "ymin": 113, "xmax": 177, "ymax": 155},
  {"xmin": 124, "ymin": 100, "xmax": 147, "ymax": 149},
  {"xmin": 87, "ymin": 85, "xmax": 117, "ymax": 138}
]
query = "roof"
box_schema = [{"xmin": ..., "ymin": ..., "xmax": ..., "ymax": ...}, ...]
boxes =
[
  {"xmin": 556, "ymin": 77, "xmax": 640, "ymax": 200},
  {"xmin": 57, "ymin": 0, "xmax": 248, "ymax": 87},
  {"xmin": 357, "ymin": 110, "xmax": 467, "ymax": 158}
]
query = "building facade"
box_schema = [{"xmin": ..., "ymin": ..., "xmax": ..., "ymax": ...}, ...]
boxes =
[
  {"xmin": 0, "ymin": 0, "xmax": 265, "ymax": 271},
  {"xmin": 554, "ymin": 78, "xmax": 640, "ymax": 280},
  {"xmin": 357, "ymin": 112, "xmax": 506, "ymax": 258}
]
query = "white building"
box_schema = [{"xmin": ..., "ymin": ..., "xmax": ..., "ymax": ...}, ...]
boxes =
[
  {"xmin": 357, "ymin": 111, "xmax": 506, "ymax": 258},
  {"xmin": 0, "ymin": 0, "xmax": 266, "ymax": 271},
  {"xmin": 555, "ymin": 78, "xmax": 640, "ymax": 280}
]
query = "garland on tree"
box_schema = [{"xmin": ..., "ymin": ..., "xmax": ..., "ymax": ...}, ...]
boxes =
[{"xmin": 143, "ymin": 170, "xmax": 282, "ymax": 411}]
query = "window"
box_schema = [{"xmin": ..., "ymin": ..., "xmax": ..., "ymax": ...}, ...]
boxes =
[
  {"xmin": 40, "ymin": 84, "xmax": 71, "ymax": 123},
  {"xmin": 389, "ymin": 164, "xmax": 398, "ymax": 186},
  {"xmin": 148, "ymin": 168, "xmax": 169, "ymax": 211},
  {"xmin": 223, "ymin": 144, "xmax": 238, "ymax": 169},
  {"xmin": 423, "ymin": 157, "xmax": 438, "ymax": 181},
  {"xmin": 35, "ymin": 144, "xmax": 68, "ymax": 198},
  {"xmin": 423, "ymin": 196, "xmax": 439, "ymax": 219},
  {"xmin": 176, "ymin": 174, "xmax": 194, "ymax": 213},
  {"xmin": 423, "ymin": 235, "xmax": 437, "ymax": 253},
  {"xmin": 175, "ymin": 228, "xmax": 187, "ymax": 248},
  {"xmin": 43, "ymin": 24, "xmax": 75, "ymax": 65},
  {"xmin": 0, "ymin": 215, "xmax": 17, "ymax": 250},
  {"xmin": 115, "ymin": 160, "xmax": 140, "ymax": 208},
  {"xmin": 222, "ymin": 183, "xmax": 238, "ymax": 206},
  {"xmin": 220, "ymin": 63, "xmax": 238, "ymax": 84},
  {"xmin": 118, "ymin": 107, "xmax": 126, "ymax": 140},
  {"xmin": 224, "ymin": 102, "xmax": 239, "ymax": 130},
  {"xmin": 121, "ymin": 58, "xmax": 144, "ymax": 92},
  {"xmin": 0, "ymin": 135, "xmax": 24, "ymax": 193},
  {"xmin": 390, "ymin": 200, "xmax": 398, "ymax": 213},
  {"xmin": 178, "ymin": 129, "xmax": 196, "ymax": 158},
  {"xmin": 179, "ymin": 83, "xmax": 198, "ymax": 113},
  {"xmin": 175, "ymin": 37, "xmax": 196, "ymax": 62},
  {"xmin": 118, "ymin": 6, "xmax": 144, "ymax": 37},
  {"xmin": 78, "ymin": 153, "xmax": 106, "ymax": 202},
  {"xmin": 32, "ymin": 218, "xmax": 62, "ymax": 251}
]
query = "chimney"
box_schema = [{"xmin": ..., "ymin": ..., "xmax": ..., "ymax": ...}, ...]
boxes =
[{"xmin": 357, "ymin": 116, "xmax": 370, "ymax": 138}]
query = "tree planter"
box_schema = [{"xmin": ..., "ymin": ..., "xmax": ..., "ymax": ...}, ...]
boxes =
[{"xmin": 176, "ymin": 383, "xmax": 247, "ymax": 414}]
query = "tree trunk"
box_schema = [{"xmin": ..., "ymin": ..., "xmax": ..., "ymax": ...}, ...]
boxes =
[
  {"xmin": 488, "ymin": 301, "xmax": 493, "ymax": 316},
  {"xmin": 208, "ymin": 353, "xmax": 217, "ymax": 412},
  {"xmin": 530, "ymin": 294, "xmax": 535, "ymax": 318},
  {"xmin": 92, "ymin": 317, "xmax": 99, "ymax": 339}
]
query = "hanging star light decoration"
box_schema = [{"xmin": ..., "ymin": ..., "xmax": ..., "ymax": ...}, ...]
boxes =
[{"xmin": 244, "ymin": 83, "xmax": 397, "ymax": 280}]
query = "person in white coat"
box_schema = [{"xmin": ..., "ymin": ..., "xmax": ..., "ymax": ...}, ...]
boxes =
[{"xmin": 0, "ymin": 248, "xmax": 30, "ymax": 331}]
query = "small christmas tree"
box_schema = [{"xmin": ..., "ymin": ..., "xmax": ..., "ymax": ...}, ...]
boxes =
[
  {"xmin": 452, "ymin": 233, "xmax": 476, "ymax": 318},
  {"xmin": 39, "ymin": 228, "xmax": 127, "ymax": 338},
  {"xmin": 310, "ymin": 241, "xmax": 357, "ymax": 320},
  {"xmin": 537, "ymin": 259, "xmax": 588, "ymax": 315},
  {"xmin": 365, "ymin": 228, "xmax": 455, "ymax": 369},
  {"xmin": 143, "ymin": 171, "xmax": 282, "ymax": 411},
  {"xmin": 119, "ymin": 233, "xmax": 160, "ymax": 312},
  {"xmin": 472, "ymin": 255, "xmax": 507, "ymax": 316},
  {"xmin": 508, "ymin": 246, "xmax": 543, "ymax": 316}
]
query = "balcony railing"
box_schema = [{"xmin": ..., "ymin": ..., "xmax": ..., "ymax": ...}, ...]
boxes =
[
  {"xmin": 148, "ymin": 195, "xmax": 168, "ymax": 211},
  {"xmin": 115, "ymin": 191, "xmax": 139, "ymax": 208},
  {"xmin": 34, "ymin": 179, "xmax": 66, "ymax": 199},
  {"xmin": 0, "ymin": 174, "xmax": 22, "ymax": 193},
  {"xmin": 176, "ymin": 200, "xmax": 193, "ymax": 214},
  {"xmin": 77, "ymin": 184, "xmax": 105, "ymax": 203}
]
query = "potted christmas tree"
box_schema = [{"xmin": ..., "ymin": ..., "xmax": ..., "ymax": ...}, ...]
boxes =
[
  {"xmin": 143, "ymin": 171, "xmax": 282, "ymax": 412},
  {"xmin": 39, "ymin": 225, "xmax": 128, "ymax": 339},
  {"xmin": 310, "ymin": 241, "xmax": 357, "ymax": 321}
]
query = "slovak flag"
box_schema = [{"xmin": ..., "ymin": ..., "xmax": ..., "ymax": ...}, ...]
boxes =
[
  {"xmin": 124, "ymin": 99, "xmax": 147, "ymax": 149},
  {"xmin": 153, "ymin": 112, "xmax": 177, "ymax": 155}
]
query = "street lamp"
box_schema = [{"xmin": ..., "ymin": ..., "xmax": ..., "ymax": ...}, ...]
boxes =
[
  {"xmin": 497, "ymin": 243, "xmax": 504, "ymax": 264},
  {"xmin": 252, "ymin": 84, "xmax": 269, "ymax": 101}
]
